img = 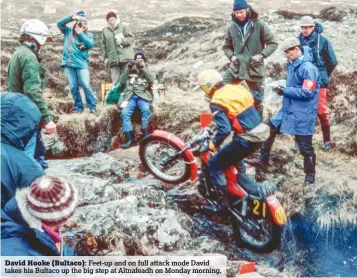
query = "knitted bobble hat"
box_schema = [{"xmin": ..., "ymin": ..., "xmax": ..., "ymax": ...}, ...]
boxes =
[{"xmin": 19, "ymin": 176, "xmax": 78, "ymax": 229}]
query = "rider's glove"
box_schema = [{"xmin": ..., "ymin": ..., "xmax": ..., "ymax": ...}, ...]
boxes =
[{"xmin": 208, "ymin": 141, "xmax": 217, "ymax": 152}]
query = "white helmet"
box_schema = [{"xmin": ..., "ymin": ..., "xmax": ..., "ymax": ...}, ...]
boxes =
[{"xmin": 20, "ymin": 19, "xmax": 53, "ymax": 46}]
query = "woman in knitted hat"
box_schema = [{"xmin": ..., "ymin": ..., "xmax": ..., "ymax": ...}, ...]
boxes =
[
  {"xmin": 101, "ymin": 11, "xmax": 135, "ymax": 84},
  {"xmin": 1, "ymin": 176, "xmax": 78, "ymax": 256}
]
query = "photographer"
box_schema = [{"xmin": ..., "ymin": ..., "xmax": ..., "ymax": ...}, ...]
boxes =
[
  {"xmin": 118, "ymin": 52, "xmax": 156, "ymax": 148},
  {"xmin": 57, "ymin": 11, "xmax": 97, "ymax": 113}
]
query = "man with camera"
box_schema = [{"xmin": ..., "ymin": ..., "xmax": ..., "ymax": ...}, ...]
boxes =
[
  {"xmin": 102, "ymin": 11, "xmax": 135, "ymax": 84},
  {"xmin": 117, "ymin": 52, "xmax": 156, "ymax": 148},
  {"xmin": 57, "ymin": 11, "xmax": 97, "ymax": 113}
]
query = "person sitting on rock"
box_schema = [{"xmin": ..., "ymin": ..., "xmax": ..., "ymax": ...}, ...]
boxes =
[
  {"xmin": 1, "ymin": 176, "xmax": 78, "ymax": 256},
  {"xmin": 246, "ymin": 38, "xmax": 320, "ymax": 185},
  {"xmin": 195, "ymin": 69, "xmax": 271, "ymax": 215},
  {"xmin": 118, "ymin": 52, "xmax": 156, "ymax": 148},
  {"xmin": 1, "ymin": 92, "xmax": 44, "ymax": 208},
  {"xmin": 290, "ymin": 16, "xmax": 338, "ymax": 152}
]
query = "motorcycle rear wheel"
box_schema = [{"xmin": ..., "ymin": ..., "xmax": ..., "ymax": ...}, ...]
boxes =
[
  {"xmin": 231, "ymin": 212, "xmax": 281, "ymax": 253},
  {"xmin": 139, "ymin": 135, "xmax": 192, "ymax": 184}
]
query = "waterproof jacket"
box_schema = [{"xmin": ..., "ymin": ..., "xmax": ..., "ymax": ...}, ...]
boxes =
[
  {"xmin": 210, "ymin": 84, "xmax": 262, "ymax": 147},
  {"xmin": 270, "ymin": 47, "xmax": 320, "ymax": 135},
  {"xmin": 223, "ymin": 7, "xmax": 278, "ymax": 82},
  {"xmin": 1, "ymin": 197, "xmax": 73, "ymax": 256},
  {"xmin": 7, "ymin": 44, "xmax": 52, "ymax": 124},
  {"xmin": 299, "ymin": 23, "xmax": 337, "ymax": 88},
  {"xmin": 57, "ymin": 16, "xmax": 94, "ymax": 69},
  {"xmin": 1, "ymin": 92, "xmax": 44, "ymax": 208},
  {"xmin": 101, "ymin": 23, "xmax": 134, "ymax": 66},
  {"xmin": 118, "ymin": 66, "xmax": 156, "ymax": 106}
]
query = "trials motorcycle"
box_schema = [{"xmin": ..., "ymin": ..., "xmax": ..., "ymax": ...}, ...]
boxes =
[{"xmin": 139, "ymin": 115, "xmax": 287, "ymax": 252}]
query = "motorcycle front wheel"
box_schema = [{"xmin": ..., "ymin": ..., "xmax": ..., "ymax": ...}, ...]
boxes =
[
  {"xmin": 230, "ymin": 211, "xmax": 281, "ymax": 253},
  {"xmin": 139, "ymin": 135, "xmax": 192, "ymax": 184}
]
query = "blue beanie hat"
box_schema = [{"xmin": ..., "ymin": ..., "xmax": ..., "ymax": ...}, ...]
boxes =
[
  {"xmin": 233, "ymin": 0, "xmax": 248, "ymax": 11},
  {"xmin": 76, "ymin": 11, "xmax": 86, "ymax": 17},
  {"xmin": 134, "ymin": 51, "xmax": 145, "ymax": 61}
]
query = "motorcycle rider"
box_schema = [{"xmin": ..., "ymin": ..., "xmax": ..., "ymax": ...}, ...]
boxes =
[{"xmin": 196, "ymin": 69, "xmax": 272, "ymax": 215}]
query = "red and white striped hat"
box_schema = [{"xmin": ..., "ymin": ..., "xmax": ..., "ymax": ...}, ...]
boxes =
[{"xmin": 26, "ymin": 176, "xmax": 78, "ymax": 227}]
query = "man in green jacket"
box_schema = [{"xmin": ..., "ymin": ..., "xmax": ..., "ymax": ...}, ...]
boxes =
[
  {"xmin": 102, "ymin": 11, "xmax": 135, "ymax": 84},
  {"xmin": 7, "ymin": 19, "xmax": 57, "ymax": 167},
  {"xmin": 223, "ymin": 0, "xmax": 278, "ymax": 109},
  {"xmin": 118, "ymin": 52, "xmax": 156, "ymax": 148}
]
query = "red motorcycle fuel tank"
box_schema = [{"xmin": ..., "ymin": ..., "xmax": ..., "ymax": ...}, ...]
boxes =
[{"xmin": 151, "ymin": 130, "xmax": 198, "ymax": 181}]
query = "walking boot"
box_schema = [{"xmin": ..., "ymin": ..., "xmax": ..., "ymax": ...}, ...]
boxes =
[
  {"xmin": 122, "ymin": 131, "xmax": 134, "ymax": 149},
  {"xmin": 321, "ymin": 126, "xmax": 335, "ymax": 150},
  {"xmin": 304, "ymin": 174, "xmax": 315, "ymax": 185},
  {"xmin": 303, "ymin": 154, "xmax": 316, "ymax": 185}
]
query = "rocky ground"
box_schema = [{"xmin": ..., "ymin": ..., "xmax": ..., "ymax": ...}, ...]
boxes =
[{"xmin": 1, "ymin": 3, "xmax": 357, "ymax": 277}]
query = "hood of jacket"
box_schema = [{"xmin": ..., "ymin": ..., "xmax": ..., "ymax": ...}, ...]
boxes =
[
  {"xmin": 314, "ymin": 22, "xmax": 323, "ymax": 34},
  {"xmin": 1, "ymin": 196, "xmax": 60, "ymax": 255},
  {"xmin": 1, "ymin": 92, "xmax": 41, "ymax": 150}
]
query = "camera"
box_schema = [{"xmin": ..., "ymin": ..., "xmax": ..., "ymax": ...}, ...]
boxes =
[
  {"xmin": 128, "ymin": 60, "xmax": 144, "ymax": 71},
  {"xmin": 77, "ymin": 42, "xmax": 87, "ymax": 51},
  {"xmin": 77, "ymin": 22, "xmax": 83, "ymax": 28}
]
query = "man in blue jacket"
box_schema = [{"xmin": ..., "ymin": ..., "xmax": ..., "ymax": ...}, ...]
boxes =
[
  {"xmin": 298, "ymin": 16, "xmax": 337, "ymax": 151},
  {"xmin": 247, "ymin": 38, "xmax": 320, "ymax": 185},
  {"xmin": 1, "ymin": 92, "xmax": 44, "ymax": 208},
  {"xmin": 1, "ymin": 176, "xmax": 78, "ymax": 256},
  {"xmin": 57, "ymin": 11, "xmax": 97, "ymax": 113}
]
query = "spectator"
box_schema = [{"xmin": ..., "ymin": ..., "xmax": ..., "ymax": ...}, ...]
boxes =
[
  {"xmin": 290, "ymin": 16, "xmax": 337, "ymax": 151},
  {"xmin": 1, "ymin": 93, "xmax": 44, "ymax": 208},
  {"xmin": 57, "ymin": 11, "xmax": 97, "ymax": 113},
  {"xmin": 118, "ymin": 52, "xmax": 156, "ymax": 148},
  {"xmin": 223, "ymin": 0, "xmax": 278, "ymax": 115},
  {"xmin": 246, "ymin": 38, "xmax": 320, "ymax": 185},
  {"xmin": 1, "ymin": 176, "xmax": 78, "ymax": 256},
  {"xmin": 7, "ymin": 19, "xmax": 56, "ymax": 168},
  {"xmin": 102, "ymin": 11, "xmax": 134, "ymax": 84}
]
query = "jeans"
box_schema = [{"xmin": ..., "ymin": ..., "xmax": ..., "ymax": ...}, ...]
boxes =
[
  {"xmin": 64, "ymin": 67, "xmax": 97, "ymax": 112},
  {"xmin": 207, "ymin": 136, "xmax": 261, "ymax": 191},
  {"xmin": 121, "ymin": 95, "xmax": 151, "ymax": 132},
  {"xmin": 260, "ymin": 122, "xmax": 316, "ymax": 175}
]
